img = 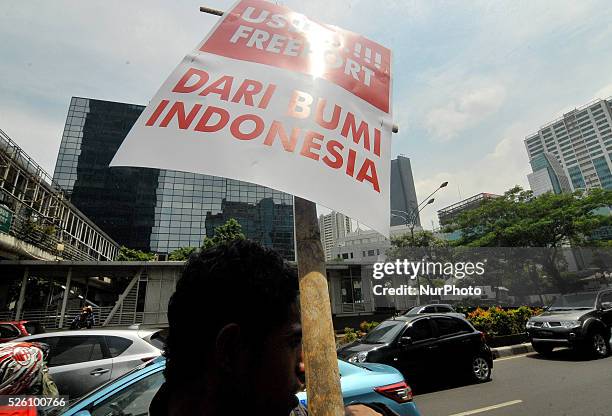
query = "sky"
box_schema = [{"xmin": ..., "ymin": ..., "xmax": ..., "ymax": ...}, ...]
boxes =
[{"xmin": 1, "ymin": 0, "xmax": 612, "ymax": 230}]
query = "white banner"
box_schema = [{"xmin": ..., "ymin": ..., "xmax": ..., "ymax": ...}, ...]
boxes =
[{"xmin": 110, "ymin": 0, "xmax": 393, "ymax": 236}]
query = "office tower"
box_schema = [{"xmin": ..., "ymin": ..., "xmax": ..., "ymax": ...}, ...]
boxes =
[
  {"xmin": 390, "ymin": 155, "xmax": 420, "ymax": 227},
  {"xmin": 527, "ymin": 152, "xmax": 573, "ymax": 196},
  {"xmin": 53, "ymin": 97, "xmax": 295, "ymax": 259},
  {"xmin": 318, "ymin": 211, "xmax": 352, "ymax": 260},
  {"xmin": 524, "ymin": 98, "xmax": 612, "ymax": 191}
]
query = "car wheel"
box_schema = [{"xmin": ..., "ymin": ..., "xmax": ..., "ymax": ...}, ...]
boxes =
[
  {"xmin": 532, "ymin": 342, "xmax": 553, "ymax": 356},
  {"xmin": 588, "ymin": 331, "xmax": 610, "ymax": 358},
  {"xmin": 470, "ymin": 356, "xmax": 491, "ymax": 383}
]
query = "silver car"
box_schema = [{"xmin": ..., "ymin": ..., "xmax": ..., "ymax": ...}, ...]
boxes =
[{"xmin": 20, "ymin": 328, "xmax": 165, "ymax": 398}]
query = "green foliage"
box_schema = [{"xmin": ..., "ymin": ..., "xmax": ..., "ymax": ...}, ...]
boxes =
[
  {"xmin": 343, "ymin": 327, "xmax": 359, "ymax": 344},
  {"xmin": 202, "ymin": 218, "xmax": 246, "ymax": 248},
  {"xmin": 446, "ymin": 186, "xmax": 612, "ymax": 247},
  {"xmin": 168, "ymin": 246, "xmax": 197, "ymax": 261},
  {"xmin": 389, "ymin": 230, "xmax": 449, "ymax": 251},
  {"xmin": 116, "ymin": 246, "xmax": 155, "ymax": 261},
  {"xmin": 359, "ymin": 321, "xmax": 380, "ymax": 333},
  {"xmin": 466, "ymin": 306, "xmax": 541, "ymax": 337}
]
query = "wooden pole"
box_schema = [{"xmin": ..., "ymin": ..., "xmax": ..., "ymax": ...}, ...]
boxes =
[{"xmin": 294, "ymin": 196, "xmax": 344, "ymax": 416}]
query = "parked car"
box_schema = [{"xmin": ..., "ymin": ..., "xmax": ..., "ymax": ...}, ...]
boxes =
[
  {"xmin": 48, "ymin": 357, "xmax": 421, "ymax": 416},
  {"xmin": 404, "ymin": 304, "xmax": 464, "ymax": 317},
  {"xmin": 337, "ymin": 314, "xmax": 493, "ymax": 384},
  {"xmin": 526, "ymin": 289, "xmax": 612, "ymax": 358},
  {"xmin": 0, "ymin": 320, "xmax": 45, "ymax": 343},
  {"xmin": 297, "ymin": 360, "xmax": 420, "ymax": 415},
  {"xmin": 20, "ymin": 328, "xmax": 164, "ymax": 398}
]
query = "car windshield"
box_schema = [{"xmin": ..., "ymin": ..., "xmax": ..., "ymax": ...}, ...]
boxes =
[
  {"xmin": 549, "ymin": 293, "xmax": 597, "ymax": 310},
  {"xmin": 405, "ymin": 306, "xmax": 421, "ymax": 314},
  {"xmin": 362, "ymin": 320, "xmax": 405, "ymax": 344}
]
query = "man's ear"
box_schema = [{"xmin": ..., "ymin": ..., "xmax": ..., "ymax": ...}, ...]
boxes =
[{"xmin": 215, "ymin": 323, "xmax": 242, "ymax": 372}]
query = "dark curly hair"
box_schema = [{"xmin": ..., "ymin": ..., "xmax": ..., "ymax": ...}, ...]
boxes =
[{"xmin": 163, "ymin": 239, "xmax": 298, "ymax": 391}]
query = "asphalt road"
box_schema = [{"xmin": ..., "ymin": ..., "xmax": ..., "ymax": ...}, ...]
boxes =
[{"xmin": 414, "ymin": 348, "xmax": 612, "ymax": 416}]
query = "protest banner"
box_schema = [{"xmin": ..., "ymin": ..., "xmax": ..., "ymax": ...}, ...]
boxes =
[
  {"xmin": 110, "ymin": 0, "xmax": 393, "ymax": 237},
  {"xmin": 111, "ymin": 2, "xmax": 392, "ymax": 414}
]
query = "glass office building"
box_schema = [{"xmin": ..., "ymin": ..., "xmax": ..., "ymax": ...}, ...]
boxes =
[
  {"xmin": 390, "ymin": 155, "xmax": 420, "ymax": 227},
  {"xmin": 53, "ymin": 97, "xmax": 295, "ymax": 259}
]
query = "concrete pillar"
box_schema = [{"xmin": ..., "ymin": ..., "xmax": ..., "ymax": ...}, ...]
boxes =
[
  {"xmin": 15, "ymin": 268, "xmax": 29, "ymax": 320},
  {"xmin": 58, "ymin": 268, "xmax": 72, "ymax": 328}
]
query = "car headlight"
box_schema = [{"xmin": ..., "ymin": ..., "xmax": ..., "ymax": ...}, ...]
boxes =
[
  {"xmin": 348, "ymin": 351, "xmax": 368, "ymax": 363},
  {"xmin": 526, "ymin": 320, "xmax": 537, "ymax": 328},
  {"xmin": 559, "ymin": 320, "xmax": 580, "ymax": 328}
]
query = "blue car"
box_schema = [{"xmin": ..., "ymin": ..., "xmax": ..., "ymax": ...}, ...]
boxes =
[
  {"xmin": 297, "ymin": 360, "xmax": 421, "ymax": 416},
  {"xmin": 48, "ymin": 357, "xmax": 420, "ymax": 416}
]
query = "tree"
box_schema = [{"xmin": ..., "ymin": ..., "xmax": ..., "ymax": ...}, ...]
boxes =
[
  {"xmin": 387, "ymin": 230, "xmax": 455, "ymax": 303},
  {"xmin": 116, "ymin": 246, "xmax": 155, "ymax": 261},
  {"xmin": 388, "ymin": 230, "xmax": 449, "ymax": 253},
  {"xmin": 202, "ymin": 218, "xmax": 246, "ymax": 249},
  {"xmin": 446, "ymin": 186, "xmax": 612, "ymax": 247},
  {"xmin": 169, "ymin": 246, "xmax": 197, "ymax": 261},
  {"xmin": 444, "ymin": 186, "xmax": 612, "ymax": 292}
]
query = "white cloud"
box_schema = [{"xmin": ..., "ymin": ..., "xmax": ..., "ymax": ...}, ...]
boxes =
[
  {"xmin": 593, "ymin": 83, "xmax": 612, "ymax": 101},
  {"xmin": 423, "ymin": 83, "xmax": 506, "ymax": 141},
  {"xmin": 415, "ymin": 121, "xmax": 532, "ymax": 229}
]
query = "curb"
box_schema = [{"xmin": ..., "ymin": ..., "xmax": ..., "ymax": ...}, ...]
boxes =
[{"xmin": 492, "ymin": 342, "xmax": 534, "ymax": 359}]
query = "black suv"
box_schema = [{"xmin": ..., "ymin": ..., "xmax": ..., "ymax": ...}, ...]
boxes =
[
  {"xmin": 526, "ymin": 289, "xmax": 612, "ymax": 358},
  {"xmin": 337, "ymin": 314, "xmax": 493, "ymax": 384}
]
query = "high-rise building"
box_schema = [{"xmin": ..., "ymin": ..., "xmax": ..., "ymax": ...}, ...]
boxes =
[
  {"xmin": 53, "ymin": 97, "xmax": 295, "ymax": 259},
  {"xmin": 390, "ymin": 155, "xmax": 420, "ymax": 227},
  {"xmin": 524, "ymin": 98, "xmax": 612, "ymax": 191},
  {"xmin": 318, "ymin": 211, "xmax": 351, "ymax": 260},
  {"xmin": 527, "ymin": 152, "xmax": 573, "ymax": 196}
]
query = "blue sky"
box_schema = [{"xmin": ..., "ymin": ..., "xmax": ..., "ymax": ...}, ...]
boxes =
[{"xmin": 1, "ymin": 0, "xmax": 611, "ymax": 228}]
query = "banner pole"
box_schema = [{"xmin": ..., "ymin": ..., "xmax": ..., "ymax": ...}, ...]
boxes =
[{"xmin": 294, "ymin": 196, "xmax": 345, "ymax": 416}]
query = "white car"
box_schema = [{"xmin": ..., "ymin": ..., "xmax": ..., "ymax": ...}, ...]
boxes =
[{"xmin": 20, "ymin": 328, "xmax": 165, "ymax": 398}]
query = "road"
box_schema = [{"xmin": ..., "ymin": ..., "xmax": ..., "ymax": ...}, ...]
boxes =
[{"xmin": 414, "ymin": 349, "xmax": 612, "ymax": 416}]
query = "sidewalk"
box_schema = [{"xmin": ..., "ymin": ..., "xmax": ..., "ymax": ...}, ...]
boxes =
[{"xmin": 491, "ymin": 342, "xmax": 534, "ymax": 359}]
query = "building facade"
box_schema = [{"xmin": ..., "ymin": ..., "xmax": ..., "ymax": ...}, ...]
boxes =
[
  {"xmin": 437, "ymin": 193, "xmax": 501, "ymax": 227},
  {"xmin": 527, "ymin": 152, "xmax": 573, "ymax": 196},
  {"xmin": 330, "ymin": 228, "xmax": 390, "ymax": 262},
  {"xmin": 390, "ymin": 155, "xmax": 420, "ymax": 227},
  {"xmin": 524, "ymin": 98, "xmax": 612, "ymax": 191},
  {"xmin": 319, "ymin": 211, "xmax": 352, "ymax": 260},
  {"xmin": 53, "ymin": 97, "xmax": 295, "ymax": 259}
]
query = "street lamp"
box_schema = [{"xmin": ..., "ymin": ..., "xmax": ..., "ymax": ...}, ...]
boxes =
[{"xmin": 418, "ymin": 182, "xmax": 448, "ymax": 210}]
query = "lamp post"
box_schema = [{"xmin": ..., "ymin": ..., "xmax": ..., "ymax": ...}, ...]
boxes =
[
  {"xmin": 391, "ymin": 182, "xmax": 448, "ymax": 306},
  {"xmin": 391, "ymin": 181, "xmax": 448, "ymax": 238}
]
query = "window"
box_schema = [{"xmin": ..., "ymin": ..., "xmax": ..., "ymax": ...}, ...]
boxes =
[
  {"xmin": 23, "ymin": 322, "xmax": 45, "ymax": 335},
  {"xmin": 0, "ymin": 324, "xmax": 19, "ymax": 339},
  {"xmin": 599, "ymin": 292, "xmax": 612, "ymax": 309},
  {"xmin": 436, "ymin": 306, "xmax": 452, "ymax": 313},
  {"xmin": 106, "ymin": 336, "xmax": 133, "ymax": 357},
  {"xmin": 408, "ymin": 319, "xmax": 433, "ymax": 341},
  {"xmin": 434, "ymin": 317, "xmax": 471, "ymax": 336},
  {"xmin": 341, "ymin": 276, "xmax": 363, "ymax": 304},
  {"xmin": 90, "ymin": 370, "xmax": 164, "ymax": 416},
  {"xmin": 40, "ymin": 336, "xmax": 106, "ymax": 367}
]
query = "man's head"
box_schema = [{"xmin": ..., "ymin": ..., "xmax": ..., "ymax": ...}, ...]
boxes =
[{"xmin": 163, "ymin": 239, "xmax": 302, "ymax": 416}]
